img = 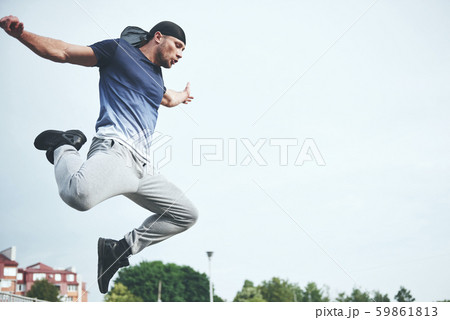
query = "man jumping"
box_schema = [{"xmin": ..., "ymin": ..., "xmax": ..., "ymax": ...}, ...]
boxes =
[{"xmin": 0, "ymin": 15, "xmax": 198, "ymax": 294}]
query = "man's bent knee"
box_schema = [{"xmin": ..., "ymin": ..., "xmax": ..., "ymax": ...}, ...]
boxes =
[
  {"xmin": 184, "ymin": 204, "xmax": 199, "ymax": 228},
  {"xmin": 59, "ymin": 186, "xmax": 95, "ymax": 212}
]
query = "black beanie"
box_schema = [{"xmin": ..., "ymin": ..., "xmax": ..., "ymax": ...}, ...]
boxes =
[{"xmin": 147, "ymin": 21, "xmax": 186, "ymax": 45}]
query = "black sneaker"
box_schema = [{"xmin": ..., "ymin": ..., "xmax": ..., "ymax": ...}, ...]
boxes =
[
  {"xmin": 34, "ymin": 129, "xmax": 87, "ymax": 164},
  {"xmin": 97, "ymin": 238, "xmax": 130, "ymax": 294}
]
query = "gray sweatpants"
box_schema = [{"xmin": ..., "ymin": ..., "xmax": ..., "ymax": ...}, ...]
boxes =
[{"xmin": 53, "ymin": 137, "xmax": 198, "ymax": 255}]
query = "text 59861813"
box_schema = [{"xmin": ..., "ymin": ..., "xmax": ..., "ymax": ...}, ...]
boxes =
[{"xmin": 376, "ymin": 306, "xmax": 438, "ymax": 317}]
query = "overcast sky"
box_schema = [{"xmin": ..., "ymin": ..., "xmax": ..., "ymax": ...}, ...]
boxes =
[{"xmin": 1, "ymin": 0, "xmax": 449, "ymax": 303}]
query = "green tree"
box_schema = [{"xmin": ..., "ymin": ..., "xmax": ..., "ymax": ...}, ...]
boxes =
[
  {"xmin": 298, "ymin": 282, "xmax": 330, "ymax": 302},
  {"xmin": 115, "ymin": 260, "xmax": 224, "ymax": 302},
  {"xmin": 235, "ymin": 278, "xmax": 329, "ymax": 302},
  {"xmin": 336, "ymin": 288, "xmax": 371, "ymax": 302},
  {"xmin": 372, "ymin": 290, "xmax": 390, "ymax": 302},
  {"xmin": 233, "ymin": 280, "xmax": 266, "ymax": 302},
  {"xmin": 26, "ymin": 279, "xmax": 60, "ymax": 302},
  {"xmin": 104, "ymin": 282, "xmax": 143, "ymax": 302},
  {"xmin": 214, "ymin": 294, "xmax": 225, "ymax": 302},
  {"xmin": 258, "ymin": 277, "xmax": 300, "ymax": 302},
  {"xmin": 395, "ymin": 286, "xmax": 415, "ymax": 302},
  {"xmin": 336, "ymin": 292, "xmax": 347, "ymax": 302}
]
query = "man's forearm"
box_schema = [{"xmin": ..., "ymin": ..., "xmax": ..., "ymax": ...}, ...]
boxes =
[
  {"xmin": 162, "ymin": 89, "xmax": 189, "ymax": 107},
  {"xmin": 161, "ymin": 82, "xmax": 193, "ymax": 107},
  {"xmin": 17, "ymin": 31, "xmax": 69, "ymax": 63},
  {"xmin": 1, "ymin": 16, "xmax": 96, "ymax": 66}
]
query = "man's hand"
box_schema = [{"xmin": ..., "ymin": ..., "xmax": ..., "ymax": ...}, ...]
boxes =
[
  {"xmin": 181, "ymin": 82, "xmax": 194, "ymax": 104},
  {"xmin": 0, "ymin": 15, "xmax": 24, "ymax": 39},
  {"xmin": 161, "ymin": 82, "xmax": 195, "ymax": 108}
]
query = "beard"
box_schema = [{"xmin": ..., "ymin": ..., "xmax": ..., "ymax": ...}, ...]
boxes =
[{"xmin": 155, "ymin": 43, "xmax": 172, "ymax": 68}]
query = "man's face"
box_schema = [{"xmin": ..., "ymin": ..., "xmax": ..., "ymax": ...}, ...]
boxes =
[{"xmin": 156, "ymin": 35, "xmax": 185, "ymax": 68}]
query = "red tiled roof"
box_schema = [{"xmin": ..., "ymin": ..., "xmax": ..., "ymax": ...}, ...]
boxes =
[
  {"xmin": 23, "ymin": 263, "xmax": 76, "ymax": 275},
  {"xmin": 25, "ymin": 262, "xmax": 54, "ymax": 272},
  {"xmin": 0, "ymin": 254, "xmax": 19, "ymax": 266}
]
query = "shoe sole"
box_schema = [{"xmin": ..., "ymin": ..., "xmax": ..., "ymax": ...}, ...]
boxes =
[
  {"xmin": 34, "ymin": 129, "xmax": 87, "ymax": 150},
  {"xmin": 34, "ymin": 130, "xmax": 64, "ymax": 150},
  {"xmin": 97, "ymin": 238, "xmax": 108, "ymax": 294}
]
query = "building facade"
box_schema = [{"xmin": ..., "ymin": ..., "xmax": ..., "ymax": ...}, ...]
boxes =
[{"xmin": 0, "ymin": 247, "xmax": 88, "ymax": 302}]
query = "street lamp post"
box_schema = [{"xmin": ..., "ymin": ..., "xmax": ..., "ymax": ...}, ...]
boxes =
[
  {"xmin": 158, "ymin": 280, "xmax": 162, "ymax": 302},
  {"xmin": 206, "ymin": 251, "xmax": 214, "ymax": 302}
]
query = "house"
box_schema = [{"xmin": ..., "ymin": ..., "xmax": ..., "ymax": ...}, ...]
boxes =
[
  {"xmin": 0, "ymin": 247, "xmax": 88, "ymax": 302},
  {"xmin": 0, "ymin": 247, "xmax": 19, "ymax": 294}
]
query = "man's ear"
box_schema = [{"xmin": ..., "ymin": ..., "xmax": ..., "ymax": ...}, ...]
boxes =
[{"xmin": 154, "ymin": 31, "xmax": 164, "ymax": 44}]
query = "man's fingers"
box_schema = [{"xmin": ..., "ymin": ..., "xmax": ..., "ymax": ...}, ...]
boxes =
[
  {"xmin": 181, "ymin": 83, "xmax": 193, "ymax": 105},
  {"xmin": 14, "ymin": 22, "xmax": 24, "ymax": 34},
  {"xmin": 0, "ymin": 16, "xmax": 7, "ymax": 26},
  {"xmin": 183, "ymin": 96, "xmax": 194, "ymax": 104},
  {"xmin": 2, "ymin": 23, "xmax": 12, "ymax": 32},
  {"xmin": 10, "ymin": 21, "xmax": 18, "ymax": 31},
  {"xmin": 0, "ymin": 16, "xmax": 21, "ymax": 33},
  {"xmin": 1, "ymin": 19, "xmax": 11, "ymax": 31}
]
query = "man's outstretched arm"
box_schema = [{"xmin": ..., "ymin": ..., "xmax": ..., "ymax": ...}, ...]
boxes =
[
  {"xmin": 161, "ymin": 82, "xmax": 194, "ymax": 108},
  {"xmin": 0, "ymin": 15, "xmax": 97, "ymax": 67}
]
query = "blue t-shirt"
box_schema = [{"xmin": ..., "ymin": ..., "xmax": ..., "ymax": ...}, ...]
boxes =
[{"xmin": 89, "ymin": 38, "xmax": 166, "ymax": 160}]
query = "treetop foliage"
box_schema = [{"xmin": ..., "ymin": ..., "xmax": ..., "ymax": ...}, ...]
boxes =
[
  {"xmin": 104, "ymin": 282, "xmax": 143, "ymax": 302},
  {"xmin": 106, "ymin": 261, "xmax": 424, "ymax": 303},
  {"xmin": 234, "ymin": 277, "xmax": 329, "ymax": 302},
  {"xmin": 26, "ymin": 279, "xmax": 60, "ymax": 302},
  {"xmin": 112, "ymin": 260, "xmax": 218, "ymax": 302}
]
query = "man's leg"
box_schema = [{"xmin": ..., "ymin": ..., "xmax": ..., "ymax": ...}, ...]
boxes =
[
  {"xmin": 51, "ymin": 138, "xmax": 149, "ymax": 294},
  {"xmin": 35, "ymin": 131, "xmax": 140, "ymax": 210},
  {"xmin": 97, "ymin": 170, "xmax": 198, "ymax": 293},
  {"xmin": 35, "ymin": 132, "xmax": 144, "ymax": 293},
  {"xmin": 123, "ymin": 173, "xmax": 199, "ymax": 255},
  {"xmin": 53, "ymin": 138, "xmax": 141, "ymax": 211}
]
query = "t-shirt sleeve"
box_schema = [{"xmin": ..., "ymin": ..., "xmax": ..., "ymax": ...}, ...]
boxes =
[{"xmin": 88, "ymin": 39, "xmax": 120, "ymax": 68}]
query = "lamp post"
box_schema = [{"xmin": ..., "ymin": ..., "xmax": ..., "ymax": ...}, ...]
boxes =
[
  {"xmin": 206, "ymin": 251, "xmax": 214, "ymax": 302},
  {"xmin": 157, "ymin": 280, "xmax": 162, "ymax": 302}
]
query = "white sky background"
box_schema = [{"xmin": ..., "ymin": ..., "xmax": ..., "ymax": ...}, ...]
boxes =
[{"xmin": 0, "ymin": 0, "xmax": 449, "ymax": 303}]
